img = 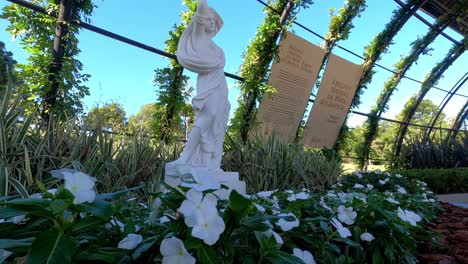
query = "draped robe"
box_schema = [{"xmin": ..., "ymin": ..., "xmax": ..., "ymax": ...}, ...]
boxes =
[{"xmin": 176, "ymin": 8, "xmax": 230, "ymax": 171}]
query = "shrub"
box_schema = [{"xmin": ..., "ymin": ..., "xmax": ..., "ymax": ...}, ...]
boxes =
[
  {"xmin": 222, "ymin": 135, "xmax": 342, "ymax": 193},
  {"xmin": 392, "ymin": 168, "xmax": 468, "ymax": 194},
  {"xmin": 0, "ymin": 170, "xmax": 436, "ymax": 263}
]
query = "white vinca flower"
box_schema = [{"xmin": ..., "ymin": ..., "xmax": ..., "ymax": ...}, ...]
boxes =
[
  {"xmin": 263, "ymin": 221, "xmax": 283, "ymax": 244},
  {"xmin": 354, "ymin": 172, "xmax": 363, "ymax": 179},
  {"xmin": 378, "ymin": 178, "xmax": 389, "ymax": 185},
  {"xmin": 395, "ymin": 174, "xmax": 403, "ymax": 178},
  {"xmin": 160, "ymin": 237, "xmax": 196, "ymax": 264},
  {"xmin": 331, "ymin": 218, "xmax": 351, "ymax": 238},
  {"xmin": 366, "ymin": 184, "xmax": 374, "ymax": 190},
  {"xmin": 320, "ymin": 197, "xmax": 332, "ymax": 212},
  {"xmin": 397, "ymin": 186, "xmax": 407, "ymax": 194},
  {"xmin": 397, "ymin": 207, "xmax": 422, "ymax": 226},
  {"xmin": 179, "ymin": 189, "xmax": 225, "ymax": 245},
  {"xmin": 337, "ymin": 205, "xmax": 357, "ymax": 225},
  {"xmin": 360, "ymin": 232, "xmax": 375, "ymax": 242},
  {"xmin": 105, "ymin": 217, "xmax": 125, "ymax": 232},
  {"xmin": 353, "ymin": 184, "xmax": 364, "ymax": 189},
  {"xmin": 257, "ymin": 190, "xmax": 277, "ymax": 198},
  {"xmin": 63, "ymin": 171, "xmax": 96, "ymax": 204},
  {"xmin": 276, "ymin": 213, "xmax": 299, "ymax": 231},
  {"xmin": 386, "ymin": 197, "xmax": 400, "ymax": 205},
  {"xmin": 253, "ymin": 203, "xmax": 266, "ymax": 213},
  {"xmin": 118, "ymin": 234, "xmax": 143, "ymax": 250},
  {"xmin": 293, "ymin": 248, "xmax": 316, "ymax": 264}
]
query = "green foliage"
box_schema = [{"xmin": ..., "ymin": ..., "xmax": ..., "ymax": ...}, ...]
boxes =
[
  {"xmin": 1, "ymin": 0, "xmax": 96, "ymax": 117},
  {"xmin": 1, "ymin": 170, "xmax": 437, "ymax": 263},
  {"xmin": 0, "ymin": 41, "xmax": 16, "ymax": 89},
  {"xmin": 85, "ymin": 102, "xmax": 127, "ymax": 131},
  {"xmin": 392, "ymin": 168, "xmax": 468, "ymax": 194},
  {"xmin": 359, "ymin": 3, "xmax": 466, "ymax": 169},
  {"xmin": 397, "ymin": 133, "xmax": 468, "ymax": 170},
  {"xmin": 222, "ymin": 135, "xmax": 342, "ymax": 193},
  {"xmin": 231, "ymin": 0, "xmax": 313, "ymax": 141},
  {"xmin": 153, "ymin": 0, "xmax": 196, "ymax": 143}
]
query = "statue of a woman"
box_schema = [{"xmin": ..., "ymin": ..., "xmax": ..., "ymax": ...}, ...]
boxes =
[{"xmin": 166, "ymin": 0, "xmax": 230, "ymax": 175}]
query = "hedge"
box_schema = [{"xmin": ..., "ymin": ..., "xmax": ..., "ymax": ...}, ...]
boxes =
[{"xmin": 393, "ymin": 168, "xmax": 468, "ymax": 194}]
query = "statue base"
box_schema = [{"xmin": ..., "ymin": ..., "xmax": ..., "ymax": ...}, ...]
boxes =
[{"xmin": 164, "ymin": 163, "xmax": 246, "ymax": 200}]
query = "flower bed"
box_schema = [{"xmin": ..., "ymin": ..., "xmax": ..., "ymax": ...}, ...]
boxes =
[{"xmin": 0, "ymin": 170, "xmax": 437, "ymax": 263}]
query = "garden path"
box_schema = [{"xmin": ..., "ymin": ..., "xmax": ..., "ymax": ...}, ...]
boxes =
[{"xmin": 437, "ymin": 194, "xmax": 468, "ymax": 209}]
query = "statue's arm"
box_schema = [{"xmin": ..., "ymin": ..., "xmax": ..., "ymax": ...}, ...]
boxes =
[{"xmin": 197, "ymin": 0, "xmax": 209, "ymax": 16}]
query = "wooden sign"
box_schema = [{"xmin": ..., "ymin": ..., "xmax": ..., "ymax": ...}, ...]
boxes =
[
  {"xmin": 301, "ymin": 54, "xmax": 363, "ymax": 148},
  {"xmin": 254, "ymin": 32, "xmax": 325, "ymax": 141}
]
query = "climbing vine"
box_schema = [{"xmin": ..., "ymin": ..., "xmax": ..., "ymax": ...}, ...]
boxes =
[
  {"xmin": 230, "ymin": 0, "xmax": 313, "ymax": 141},
  {"xmin": 392, "ymin": 38, "xmax": 466, "ymax": 162},
  {"xmin": 153, "ymin": 0, "xmax": 196, "ymax": 143},
  {"xmin": 1, "ymin": 0, "xmax": 96, "ymax": 117},
  {"xmin": 359, "ymin": 2, "xmax": 467, "ymax": 169},
  {"xmin": 336, "ymin": 0, "xmax": 424, "ymax": 151}
]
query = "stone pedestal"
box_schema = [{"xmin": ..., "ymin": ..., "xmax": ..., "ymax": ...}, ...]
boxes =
[{"xmin": 165, "ymin": 163, "xmax": 246, "ymax": 200}]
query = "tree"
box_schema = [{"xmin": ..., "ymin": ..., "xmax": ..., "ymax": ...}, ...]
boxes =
[
  {"xmin": 85, "ymin": 102, "xmax": 126, "ymax": 131},
  {"xmin": 153, "ymin": 0, "xmax": 197, "ymax": 143},
  {"xmin": 230, "ymin": 0, "xmax": 313, "ymax": 141},
  {"xmin": 1, "ymin": 0, "xmax": 96, "ymax": 118},
  {"xmin": 0, "ymin": 41, "xmax": 16, "ymax": 88}
]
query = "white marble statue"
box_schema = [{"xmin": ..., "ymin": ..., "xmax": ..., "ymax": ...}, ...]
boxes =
[{"xmin": 166, "ymin": 0, "xmax": 230, "ymax": 175}]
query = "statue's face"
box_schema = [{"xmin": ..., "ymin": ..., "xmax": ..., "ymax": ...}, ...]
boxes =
[{"xmin": 205, "ymin": 16, "xmax": 216, "ymax": 34}]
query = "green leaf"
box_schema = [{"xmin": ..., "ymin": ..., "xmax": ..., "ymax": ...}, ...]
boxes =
[
  {"xmin": 75, "ymin": 248, "xmax": 130, "ymax": 263},
  {"xmin": 372, "ymin": 248, "xmax": 384, "ymax": 264},
  {"xmin": 74, "ymin": 199, "xmax": 113, "ymax": 220},
  {"xmin": 0, "ymin": 166, "xmax": 8, "ymax": 197},
  {"xmin": 333, "ymin": 237, "xmax": 362, "ymax": 248},
  {"xmin": 48, "ymin": 200, "xmax": 71, "ymax": 214},
  {"xmin": 184, "ymin": 237, "xmax": 202, "ymax": 250},
  {"xmin": 25, "ymin": 227, "xmax": 77, "ymax": 264},
  {"xmin": 70, "ymin": 216, "xmax": 104, "ymax": 234},
  {"xmin": 9, "ymin": 177, "xmax": 29, "ymax": 198},
  {"xmin": 229, "ymin": 190, "xmax": 252, "ymax": 215},
  {"xmin": 0, "ymin": 238, "xmax": 35, "ymax": 249},
  {"xmin": 97, "ymin": 185, "xmax": 145, "ymax": 200},
  {"xmin": 132, "ymin": 237, "xmax": 157, "ymax": 259},
  {"xmin": 197, "ymin": 244, "xmax": 218, "ymax": 264},
  {"xmin": 267, "ymin": 250, "xmax": 304, "ymax": 264}
]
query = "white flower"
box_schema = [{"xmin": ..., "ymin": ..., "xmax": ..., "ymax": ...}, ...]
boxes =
[
  {"xmin": 287, "ymin": 195, "xmax": 297, "ymax": 202},
  {"xmin": 179, "ymin": 189, "xmax": 225, "ymax": 245},
  {"xmin": 295, "ymin": 192, "xmax": 310, "ymax": 200},
  {"xmin": 354, "ymin": 172, "xmax": 363, "ymax": 179},
  {"xmin": 63, "ymin": 171, "xmax": 96, "ymax": 204},
  {"xmin": 378, "ymin": 178, "xmax": 389, "ymax": 185},
  {"xmin": 12, "ymin": 215, "xmax": 26, "ymax": 224},
  {"xmin": 254, "ymin": 203, "xmax": 266, "ymax": 213},
  {"xmin": 427, "ymin": 198, "xmax": 435, "ymax": 203},
  {"xmin": 118, "ymin": 234, "xmax": 143, "ymax": 250},
  {"xmin": 257, "ymin": 190, "xmax": 276, "ymax": 198},
  {"xmin": 263, "ymin": 229, "xmax": 283, "ymax": 245},
  {"xmin": 160, "ymin": 237, "xmax": 196, "ymax": 264},
  {"xmin": 276, "ymin": 213, "xmax": 299, "ymax": 231},
  {"xmin": 0, "ymin": 219, "xmax": 4, "ymax": 224},
  {"xmin": 366, "ymin": 184, "xmax": 374, "ymax": 190},
  {"xmin": 320, "ymin": 197, "xmax": 332, "ymax": 212},
  {"xmin": 285, "ymin": 190, "xmax": 294, "ymax": 194},
  {"xmin": 397, "ymin": 186, "xmax": 407, "ymax": 194},
  {"xmin": 375, "ymin": 170, "xmax": 382, "ymax": 174},
  {"xmin": 331, "ymin": 218, "xmax": 351, "ymax": 238},
  {"xmin": 337, "ymin": 205, "xmax": 357, "ymax": 225},
  {"xmin": 105, "ymin": 217, "xmax": 125, "ymax": 232},
  {"xmin": 395, "ymin": 174, "xmax": 403, "ymax": 178},
  {"xmin": 417, "ymin": 180, "xmax": 427, "ymax": 187},
  {"xmin": 0, "ymin": 249, "xmax": 13, "ymax": 262},
  {"xmin": 293, "ymin": 248, "xmax": 316, "ymax": 264},
  {"xmin": 353, "ymin": 184, "xmax": 364, "ymax": 189},
  {"xmin": 191, "ymin": 211, "xmax": 225, "ymax": 245},
  {"xmin": 386, "ymin": 197, "xmax": 400, "ymax": 205},
  {"xmin": 360, "ymin": 232, "xmax": 375, "ymax": 242},
  {"xmin": 179, "ymin": 189, "xmax": 218, "ymax": 228},
  {"xmin": 160, "ymin": 216, "xmax": 171, "ymax": 223},
  {"xmin": 397, "ymin": 207, "xmax": 422, "ymax": 226}
]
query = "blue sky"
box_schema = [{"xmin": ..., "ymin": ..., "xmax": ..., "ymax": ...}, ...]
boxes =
[{"xmin": 1, "ymin": 0, "xmax": 466, "ymax": 128}]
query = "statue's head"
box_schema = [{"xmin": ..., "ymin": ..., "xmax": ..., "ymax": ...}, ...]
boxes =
[{"xmin": 204, "ymin": 8, "xmax": 223, "ymax": 37}]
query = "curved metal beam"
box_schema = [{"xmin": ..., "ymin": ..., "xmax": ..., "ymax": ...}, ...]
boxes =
[
  {"xmin": 424, "ymin": 72, "xmax": 468, "ymax": 140},
  {"xmin": 446, "ymin": 100, "xmax": 468, "ymax": 141},
  {"xmin": 392, "ymin": 39, "xmax": 465, "ymax": 164}
]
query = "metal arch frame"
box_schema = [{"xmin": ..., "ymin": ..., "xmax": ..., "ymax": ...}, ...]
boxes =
[
  {"xmin": 4, "ymin": 0, "xmax": 468, "ymax": 159},
  {"xmin": 424, "ymin": 72, "xmax": 468, "ymax": 140},
  {"xmin": 447, "ymin": 100, "xmax": 468, "ymax": 140},
  {"xmin": 392, "ymin": 40, "xmax": 465, "ymax": 162}
]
